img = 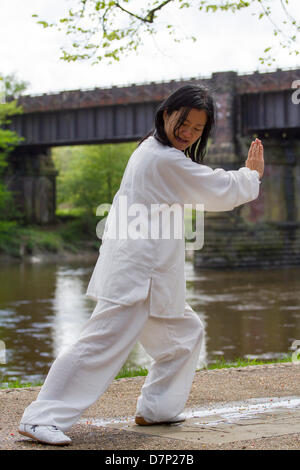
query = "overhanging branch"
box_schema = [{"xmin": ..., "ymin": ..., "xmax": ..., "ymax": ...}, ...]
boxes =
[{"xmin": 115, "ymin": 0, "xmax": 174, "ymax": 24}]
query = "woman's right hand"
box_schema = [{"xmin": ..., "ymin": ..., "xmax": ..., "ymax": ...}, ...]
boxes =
[{"xmin": 246, "ymin": 138, "xmax": 264, "ymax": 180}]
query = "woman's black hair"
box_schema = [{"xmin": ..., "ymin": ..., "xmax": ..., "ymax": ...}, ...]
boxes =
[{"xmin": 139, "ymin": 84, "xmax": 215, "ymax": 164}]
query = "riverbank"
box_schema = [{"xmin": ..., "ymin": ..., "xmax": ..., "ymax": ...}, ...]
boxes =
[
  {"xmin": 1, "ymin": 362, "xmax": 300, "ymax": 450},
  {"xmin": 0, "ymin": 212, "xmax": 194, "ymax": 265},
  {"xmin": 0, "ymin": 215, "xmax": 100, "ymax": 265}
]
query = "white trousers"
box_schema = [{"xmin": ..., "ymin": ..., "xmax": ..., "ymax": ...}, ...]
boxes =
[{"xmin": 20, "ymin": 293, "xmax": 204, "ymax": 432}]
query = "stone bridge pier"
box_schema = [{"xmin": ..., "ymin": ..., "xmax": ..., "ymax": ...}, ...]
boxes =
[
  {"xmin": 4, "ymin": 147, "xmax": 58, "ymax": 224},
  {"xmin": 195, "ymin": 137, "xmax": 300, "ymax": 268}
]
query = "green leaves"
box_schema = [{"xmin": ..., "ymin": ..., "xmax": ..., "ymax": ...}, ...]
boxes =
[
  {"xmin": 52, "ymin": 143, "xmax": 137, "ymax": 212},
  {"xmin": 205, "ymin": 1, "xmax": 250, "ymax": 13},
  {"xmin": 31, "ymin": 0, "xmax": 299, "ymax": 65},
  {"xmin": 0, "ymin": 73, "xmax": 27, "ymax": 219},
  {"xmin": 37, "ymin": 20, "xmax": 49, "ymax": 28}
]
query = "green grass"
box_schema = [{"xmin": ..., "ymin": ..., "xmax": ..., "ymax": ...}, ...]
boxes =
[
  {"xmin": 0, "ymin": 220, "xmax": 21, "ymax": 256},
  {"xmin": 0, "ymin": 212, "xmax": 100, "ymax": 258},
  {"xmin": 0, "ymin": 378, "xmax": 44, "ymax": 389},
  {"xmin": 115, "ymin": 366, "xmax": 149, "ymax": 380},
  {"xmin": 205, "ymin": 354, "xmax": 293, "ymax": 370},
  {"xmin": 0, "ymin": 220, "xmax": 64, "ymax": 257},
  {"xmin": 55, "ymin": 208, "xmax": 87, "ymax": 218},
  {"xmin": 0, "ymin": 355, "xmax": 294, "ymax": 389}
]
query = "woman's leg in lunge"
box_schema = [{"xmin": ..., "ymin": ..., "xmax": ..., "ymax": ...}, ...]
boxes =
[
  {"xmin": 136, "ymin": 303, "xmax": 204, "ymax": 423},
  {"xmin": 20, "ymin": 297, "xmax": 149, "ymax": 432}
]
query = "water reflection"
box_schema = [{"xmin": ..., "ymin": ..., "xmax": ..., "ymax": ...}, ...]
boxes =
[
  {"xmin": 0, "ymin": 256, "xmax": 300, "ymax": 383},
  {"xmin": 51, "ymin": 266, "xmax": 92, "ymax": 357}
]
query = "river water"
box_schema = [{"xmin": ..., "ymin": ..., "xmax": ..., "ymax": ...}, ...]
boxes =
[{"xmin": 0, "ymin": 256, "xmax": 300, "ymax": 383}]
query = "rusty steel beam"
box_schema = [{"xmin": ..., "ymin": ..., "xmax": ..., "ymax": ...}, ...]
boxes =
[
  {"xmin": 8, "ymin": 68, "xmax": 300, "ymax": 148},
  {"xmin": 16, "ymin": 68, "xmax": 300, "ymax": 115}
]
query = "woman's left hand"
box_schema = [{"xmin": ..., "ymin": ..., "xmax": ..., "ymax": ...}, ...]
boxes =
[{"xmin": 245, "ymin": 138, "xmax": 264, "ymax": 180}]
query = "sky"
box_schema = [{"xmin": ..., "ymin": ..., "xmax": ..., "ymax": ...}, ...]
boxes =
[{"xmin": 0, "ymin": 0, "xmax": 299, "ymax": 95}]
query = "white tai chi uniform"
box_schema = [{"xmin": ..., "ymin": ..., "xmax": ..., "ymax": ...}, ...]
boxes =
[{"xmin": 20, "ymin": 136, "xmax": 260, "ymax": 431}]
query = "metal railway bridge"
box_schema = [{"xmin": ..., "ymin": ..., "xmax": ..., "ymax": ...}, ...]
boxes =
[
  {"xmin": 9, "ymin": 69, "xmax": 300, "ymax": 149},
  {"xmin": 4, "ymin": 68, "xmax": 300, "ymax": 267}
]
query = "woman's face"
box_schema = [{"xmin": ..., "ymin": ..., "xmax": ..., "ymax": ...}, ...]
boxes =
[{"xmin": 163, "ymin": 108, "xmax": 207, "ymax": 151}]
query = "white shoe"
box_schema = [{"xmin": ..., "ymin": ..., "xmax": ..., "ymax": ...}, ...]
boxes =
[{"xmin": 19, "ymin": 424, "xmax": 71, "ymax": 445}]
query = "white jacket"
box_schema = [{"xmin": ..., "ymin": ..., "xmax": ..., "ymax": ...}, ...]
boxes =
[{"xmin": 86, "ymin": 136, "xmax": 260, "ymax": 318}]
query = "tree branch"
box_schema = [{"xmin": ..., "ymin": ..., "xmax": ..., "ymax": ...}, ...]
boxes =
[{"xmin": 115, "ymin": 0, "xmax": 174, "ymax": 24}]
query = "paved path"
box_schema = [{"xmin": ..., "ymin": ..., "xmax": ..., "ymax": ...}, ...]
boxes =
[{"xmin": 1, "ymin": 362, "xmax": 300, "ymax": 450}]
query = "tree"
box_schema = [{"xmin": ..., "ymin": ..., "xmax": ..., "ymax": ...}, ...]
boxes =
[
  {"xmin": 0, "ymin": 74, "xmax": 28, "ymax": 219},
  {"xmin": 33, "ymin": 0, "xmax": 299, "ymax": 65},
  {"xmin": 52, "ymin": 142, "xmax": 136, "ymax": 214}
]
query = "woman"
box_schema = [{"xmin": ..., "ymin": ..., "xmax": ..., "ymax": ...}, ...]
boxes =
[{"xmin": 19, "ymin": 84, "xmax": 264, "ymax": 445}]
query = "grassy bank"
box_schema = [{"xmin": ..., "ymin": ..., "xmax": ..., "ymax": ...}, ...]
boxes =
[
  {"xmin": 0, "ymin": 355, "xmax": 294, "ymax": 389},
  {"xmin": 202, "ymin": 354, "xmax": 293, "ymax": 370},
  {"xmin": 0, "ymin": 211, "xmax": 100, "ymax": 259}
]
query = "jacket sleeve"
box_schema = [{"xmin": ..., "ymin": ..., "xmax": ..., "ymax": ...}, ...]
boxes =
[{"xmin": 157, "ymin": 149, "xmax": 261, "ymax": 211}]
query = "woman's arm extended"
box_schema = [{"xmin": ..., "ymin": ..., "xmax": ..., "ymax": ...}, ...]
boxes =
[{"xmin": 157, "ymin": 139, "xmax": 264, "ymax": 211}]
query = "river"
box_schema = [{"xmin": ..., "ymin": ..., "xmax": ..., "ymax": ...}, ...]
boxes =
[{"xmin": 0, "ymin": 256, "xmax": 300, "ymax": 383}]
